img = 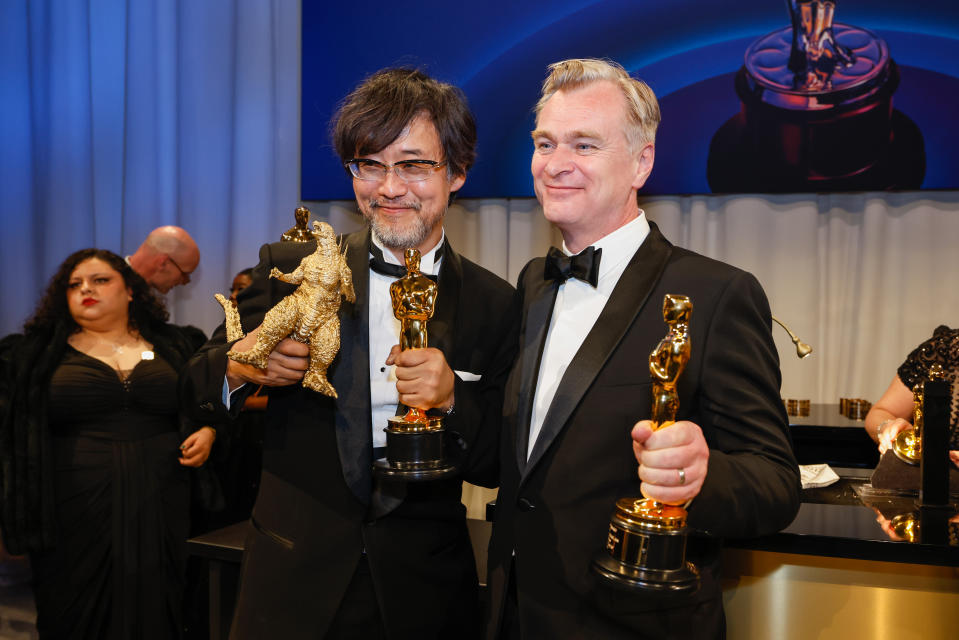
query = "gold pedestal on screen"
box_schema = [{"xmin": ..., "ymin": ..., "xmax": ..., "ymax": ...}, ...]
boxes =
[
  {"xmin": 373, "ymin": 248, "xmax": 456, "ymax": 481},
  {"xmin": 592, "ymin": 294, "xmax": 699, "ymax": 593},
  {"xmin": 893, "ymin": 364, "xmax": 944, "ymax": 466}
]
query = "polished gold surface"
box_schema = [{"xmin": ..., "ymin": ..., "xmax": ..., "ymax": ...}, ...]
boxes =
[
  {"xmin": 280, "ymin": 206, "xmax": 316, "ymax": 242},
  {"xmin": 722, "ymin": 549, "xmax": 959, "ymax": 640},
  {"xmin": 642, "ymin": 294, "xmax": 692, "ymax": 511},
  {"xmin": 390, "ymin": 248, "xmax": 438, "ymax": 427},
  {"xmin": 890, "ymin": 513, "xmax": 919, "ymax": 543},
  {"xmin": 593, "ymin": 294, "xmax": 698, "ymax": 589},
  {"xmin": 220, "ymin": 221, "xmax": 355, "ymax": 397},
  {"xmin": 649, "ymin": 294, "xmax": 692, "ymax": 432},
  {"xmin": 893, "ymin": 364, "xmax": 945, "ymax": 465},
  {"xmin": 614, "ymin": 498, "xmax": 687, "ymax": 529},
  {"xmin": 387, "ymin": 414, "xmax": 443, "ymax": 433},
  {"xmin": 390, "ymin": 248, "xmax": 437, "ymax": 352}
]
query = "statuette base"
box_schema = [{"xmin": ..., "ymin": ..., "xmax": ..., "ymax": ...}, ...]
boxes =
[
  {"xmin": 592, "ymin": 498, "xmax": 700, "ymax": 593},
  {"xmin": 373, "ymin": 416, "xmax": 457, "ymax": 481}
]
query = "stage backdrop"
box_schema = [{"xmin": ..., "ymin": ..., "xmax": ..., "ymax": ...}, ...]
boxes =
[{"xmin": 302, "ymin": 0, "xmax": 959, "ymax": 198}]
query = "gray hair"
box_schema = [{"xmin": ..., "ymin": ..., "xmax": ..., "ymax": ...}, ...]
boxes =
[{"xmin": 535, "ymin": 58, "xmax": 661, "ymax": 151}]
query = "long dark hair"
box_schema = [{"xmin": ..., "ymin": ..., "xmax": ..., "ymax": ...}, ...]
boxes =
[{"xmin": 23, "ymin": 249, "xmax": 168, "ymax": 338}]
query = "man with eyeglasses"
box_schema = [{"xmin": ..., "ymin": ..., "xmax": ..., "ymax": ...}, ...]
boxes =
[
  {"xmin": 127, "ymin": 225, "xmax": 200, "ymax": 293},
  {"xmin": 184, "ymin": 68, "xmax": 516, "ymax": 639}
]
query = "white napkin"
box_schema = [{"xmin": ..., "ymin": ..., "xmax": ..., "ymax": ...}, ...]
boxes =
[{"xmin": 799, "ymin": 463, "xmax": 840, "ymax": 489}]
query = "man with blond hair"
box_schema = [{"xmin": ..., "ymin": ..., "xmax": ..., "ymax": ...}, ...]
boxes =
[
  {"xmin": 486, "ymin": 58, "xmax": 800, "ymax": 639},
  {"xmin": 127, "ymin": 225, "xmax": 200, "ymax": 293}
]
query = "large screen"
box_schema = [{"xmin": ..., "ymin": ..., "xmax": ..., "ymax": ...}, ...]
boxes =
[{"xmin": 302, "ymin": 1, "xmax": 959, "ymax": 198}]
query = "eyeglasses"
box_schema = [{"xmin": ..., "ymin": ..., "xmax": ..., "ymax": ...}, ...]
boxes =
[
  {"xmin": 165, "ymin": 255, "xmax": 191, "ymax": 283},
  {"xmin": 345, "ymin": 158, "xmax": 448, "ymax": 183}
]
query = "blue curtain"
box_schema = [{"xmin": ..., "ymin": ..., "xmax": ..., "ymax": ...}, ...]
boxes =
[{"xmin": 0, "ymin": 0, "xmax": 301, "ymax": 337}]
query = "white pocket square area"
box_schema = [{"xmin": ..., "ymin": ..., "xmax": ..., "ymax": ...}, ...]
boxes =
[{"xmin": 455, "ymin": 370, "xmax": 482, "ymax": 382}]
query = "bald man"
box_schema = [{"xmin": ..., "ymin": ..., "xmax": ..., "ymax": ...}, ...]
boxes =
[{"xmin": 127, "ymin": 226, "xmax": 200, "ymax": 293}]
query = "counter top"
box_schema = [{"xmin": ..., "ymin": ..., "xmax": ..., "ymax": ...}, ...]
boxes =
[{"xmin": 727, "ymin": 468, "xmax": 959, "ymax": 565}]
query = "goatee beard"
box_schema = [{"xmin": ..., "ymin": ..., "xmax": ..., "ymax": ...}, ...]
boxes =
[{"xmin": 365, "ymin": 200, "xmax": 440, "ymax": 251}]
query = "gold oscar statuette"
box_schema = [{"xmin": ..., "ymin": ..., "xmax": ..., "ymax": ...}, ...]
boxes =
[
  {"xmin": 373, "ymin": 248, "xmax": 457, "ymax": 481},
  {"xmin": 894, "ymin": 364, "xmax": 945, "ymax": 465},
  {"xmin": 281, "ymin": 206, "xmax": 316, "ymax": 243},
  {"xmin": 592, "ymin": 294, "xmax": 700, "ymax": 593}
]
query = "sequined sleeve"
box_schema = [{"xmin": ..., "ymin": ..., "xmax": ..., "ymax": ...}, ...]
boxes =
[{"xmin": 897, "ymin": 325, "xmax": 959, "ymax": 389}]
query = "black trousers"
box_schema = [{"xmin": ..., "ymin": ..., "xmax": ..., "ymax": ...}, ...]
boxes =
[{"xmin": 325, "ymin": 555, "xmax": 386, "ymax": 640}]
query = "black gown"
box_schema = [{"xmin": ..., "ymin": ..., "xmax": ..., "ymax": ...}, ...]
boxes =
[{"xmin": 28, "ymin": 346, "xmax": 189, "ymax": 639}]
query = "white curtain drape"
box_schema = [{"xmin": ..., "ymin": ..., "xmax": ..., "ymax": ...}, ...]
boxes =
[
  {"xmin": 313, "ymin": 195, "xmax": 959, "ymax": 517},
  {"xmin": 314, "ymin": 193, "xmax": 959, "ymax": 406}
]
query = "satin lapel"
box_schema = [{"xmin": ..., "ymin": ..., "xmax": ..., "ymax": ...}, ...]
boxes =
[
  {"xmin": 430, "ymin": 238, "xmax": 461, "ymax": 359},
  {"xmin": 331, "ymin": 228, "xmax": 374, "ymax": 503},
  {"xmin": 523, "ymin": 223, "xmax": 673, "ymax": 482},
  {"xmin": 514, "ymin": 261, "xmax": 559, "ymax": 472}
]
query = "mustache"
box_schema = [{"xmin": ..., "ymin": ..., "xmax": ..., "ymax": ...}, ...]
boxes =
[{"xmin": 368, "ymin": 199, "xmax": 421, "ymax": 212}]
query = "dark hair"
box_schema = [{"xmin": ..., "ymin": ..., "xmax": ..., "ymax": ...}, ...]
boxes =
[
  {"xmin": 236, "ymin": 268, "xmax": 254, "ymax": 279},
  {"xmin": 332, "ymin": 68, "xmax": 477, "ymax": 179},
  {"xmin": 23, "ymin": 249, "xmax": 168, "ymax": 338}
]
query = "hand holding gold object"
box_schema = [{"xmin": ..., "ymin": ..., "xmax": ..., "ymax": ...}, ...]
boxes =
[
  {"xmin": 592, "ymin": 294, "xmax": 699, "ymax": 592},
  {"xmin": 390, "ymin": 248, "xmax": 438, "ymax": 424},
  {"xmin": 375, "ymin": 246, "xmax": 455, "ymax": 480},
  {"xmin": 217, "ymin": 221, "xmax": 354, "ymax": 398},
  {"xmin": 894, "ymin": 363, "xmax": 945, "ymax": 465}
]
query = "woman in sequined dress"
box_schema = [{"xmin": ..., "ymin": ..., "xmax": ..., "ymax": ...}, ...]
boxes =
[{"xmin": 865, "ymin": 325, "xmax": 959, "ymax": 467}]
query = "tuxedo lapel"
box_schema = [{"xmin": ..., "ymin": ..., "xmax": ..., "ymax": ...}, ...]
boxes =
[
  {"xmin": 331, "ymin": 229, "xmax": 374, "ymax": 503},
  {"xmin": 523, "ymin": 223, "xmax": 673, "ymax": 482},
  {"xmin": 430, "ymin": 238, "xmax": 461, "ymax": 359},
  {"xmin": 514, "ymin": 265, "xmax": 559, "ymax": 472}
]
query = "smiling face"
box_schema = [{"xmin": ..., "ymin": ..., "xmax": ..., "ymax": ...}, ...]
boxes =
[
  {"xmin": 531, "ymin": 80, "xmax": 655, "ymax": 253},
  {"xmin": 66, "ymin": 258, "xmax": 132, "ymax": 330},
  {"xmin": 352, "ymin": 115, "xmax": 465, "ymax": 256}
]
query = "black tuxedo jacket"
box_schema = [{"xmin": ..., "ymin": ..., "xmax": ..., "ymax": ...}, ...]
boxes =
[
  {"xmin": 184, "ymin": 229, "xmax": 516, "ymax": 640},
  {"xmin": 486, "ymin": 223, "xmax": 800, "ymax": 639}
]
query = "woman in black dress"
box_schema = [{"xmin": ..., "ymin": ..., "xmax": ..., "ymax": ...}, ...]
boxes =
[{"xmin": 0, "ymin": 249, "xmax": 214, "ymax": 639}]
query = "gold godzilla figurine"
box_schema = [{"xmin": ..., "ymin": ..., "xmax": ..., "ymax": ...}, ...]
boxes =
[{"xmin": 215, "ymin": 221, "xmax": 355, "ymax": 397}]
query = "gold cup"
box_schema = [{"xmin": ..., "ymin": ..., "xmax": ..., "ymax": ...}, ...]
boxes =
[
  {"xmin": 592, "ymin": 295, "xmax": 700, "ymax": 592},
  {"xmin": 373, "ymin": 248, "xmax": 456, "ymax": 481}
]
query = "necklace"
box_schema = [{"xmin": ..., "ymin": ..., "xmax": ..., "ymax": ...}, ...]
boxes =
[{"xmin": 77, "ymin": 330, "xmax": 149, "ymax": 357}]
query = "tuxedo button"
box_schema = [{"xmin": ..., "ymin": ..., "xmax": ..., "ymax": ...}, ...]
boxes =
[{"xmin": 517, "ymin": 497, "xmax": 535, "ymax": 512}]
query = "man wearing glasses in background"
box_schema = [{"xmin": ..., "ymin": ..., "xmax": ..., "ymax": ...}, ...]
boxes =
[
  {"xmin": 184, "ymin": 68, "xmax": 516, "ymax": 639},
  {"xmin": 127, "ymin": 225, "xmax": 200, "ymax": 293}
]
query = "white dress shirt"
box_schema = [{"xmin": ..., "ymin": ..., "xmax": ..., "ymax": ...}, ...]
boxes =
[{"xmin": 527, "ymin": 213, "xmax": 650, "ymax": 459}]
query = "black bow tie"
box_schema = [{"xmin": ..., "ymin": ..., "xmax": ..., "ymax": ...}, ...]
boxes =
[
  {"xmin": 369, "ymin": 242, "xmax": 442, "ymax": 281},
  {"xmin": 544, "ymin": 246, "xmax": 602, "ymax": 288}
]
